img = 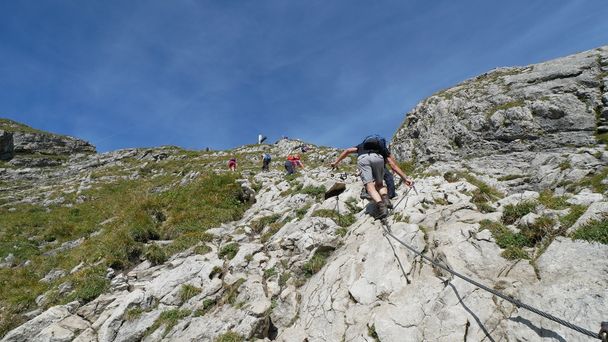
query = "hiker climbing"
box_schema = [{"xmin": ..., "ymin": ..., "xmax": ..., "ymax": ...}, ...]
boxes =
[
  {"xmin": 331, "ymin": 134, "xmax": 412, "ymax": 219},
  {"xmin": 261, "ymin": 153, "xmax": 272, "ymax": 171},
  {"xmin": 228, "ymin": 158, "xmax": 237, "ymax": 172},
  {"xmin": 285, "ymin": 154, "xmax": 304, "ymax": 175}
]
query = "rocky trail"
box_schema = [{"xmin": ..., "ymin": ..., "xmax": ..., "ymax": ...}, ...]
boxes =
[{"xmin": 1, "ymin": 46, "xmax": 608, "ymax": 341}]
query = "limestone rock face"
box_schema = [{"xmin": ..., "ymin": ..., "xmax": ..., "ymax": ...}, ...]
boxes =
[
  {"xmin": 392, "ymin": 45, "xmax": 608, "ymax": 192},
  {"xmin": 0, "ymin": 119, "xmax": 96, "ymax": 157},
  {"xmin": 13, "ymin": 131, "xmax": 96, "ymax": 156}
]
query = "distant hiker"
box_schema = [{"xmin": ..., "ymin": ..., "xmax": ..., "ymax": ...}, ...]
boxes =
[
  {"xmin": 205, "ymin": 147, "xmax": 210, "ymax": 152},
  {"xmin": 228, "ymin": 158, "xmax": 237, "ymax": 172},
  {"xmin": 301, "ymin": 145, "xmax": 310, "ymax": 153},
  {"xmin": 258, "ymin": 134, "xmax": 267, "ymax": 144},
  {"xmin": 285, "ymin": 154, "xmax": 304, "ymax": 175},
  {"xmin": 262, "ymin": 153, "xmax": 272, "ymax": 171},
  {"xmin": 331, "ymin": 135, "xmax": 412, "ymax": 219}
]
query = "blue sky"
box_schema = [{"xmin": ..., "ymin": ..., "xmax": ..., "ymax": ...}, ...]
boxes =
[{"xmin": 1, "ymin": 0, "xmax": 607, "ymax": 152}]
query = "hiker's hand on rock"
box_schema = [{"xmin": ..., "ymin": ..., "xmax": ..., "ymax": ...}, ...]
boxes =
[
  {"xmin": 404, "ymin": 178, "xmax": 413, "ymax": 187},
  {"xmin": 330, "ymin": 162, "xmax": 337, "ymax": 169}
]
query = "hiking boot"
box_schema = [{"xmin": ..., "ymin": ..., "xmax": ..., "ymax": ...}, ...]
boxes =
[
  {"xmin": 375, "ymin": 201, "xmax": 388, "ymax": 219},
  {"xmin": 381, "ymin": 194, "xmax": 393, "ymax": 209}
]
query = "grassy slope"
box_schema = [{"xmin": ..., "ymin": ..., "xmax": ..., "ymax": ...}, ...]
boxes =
[{"xmin": 0, "ymin": 152, "xmax": 253, "ymax": 336}]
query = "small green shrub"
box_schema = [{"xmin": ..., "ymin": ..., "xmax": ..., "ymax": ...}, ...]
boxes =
[
  {"xmin": 145, "ymin": 244, "xmax": 168, "ymax": 265},
  {"xmin": 179, "ymin": 284, "xmax": 202, "ymax": 303},
  {"xmin": 263, "ymin": 267, "xmax": 277, "ymax": 279},
  {"xmin": 219, "ymin": 243, "xmax": 239, "ymax": 260},
  {"xmin": 336, "ymin": 227, "xmax": 348, "ymax": 237},
  {"xmin": 501, "ymin": 201, "xmax": 537, "ymax": 225},
  {"xmin": 194, "ymin": 298, "xmax": 217, "ymax": 316},
  {"xmin": 443, "ymin": 171, "xmax": 459, "ymax": 182},
  {"xmin": 215, "ymin": 331, "xmax": 244, "ymax": 342},
  {"xmin": 521, "ymin": 215, "xmax": 555, "ymax": 245},
  {"xmin": 571, "ymin": 217, "xmax": 608, "ymax": 244}
]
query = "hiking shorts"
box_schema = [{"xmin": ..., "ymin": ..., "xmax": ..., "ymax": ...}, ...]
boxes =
[{"xmin": 357, "ymin": 153, "xmax": 385, "ymax": 185}]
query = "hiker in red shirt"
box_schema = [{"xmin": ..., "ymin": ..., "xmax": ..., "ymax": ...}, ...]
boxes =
[{"xmin": 228, "ymin": 158, "xmax": 237, "ymax": 172}]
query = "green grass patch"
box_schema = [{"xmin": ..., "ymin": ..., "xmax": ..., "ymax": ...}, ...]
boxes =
[
  {"xmin": 215, "ymin": 331, "xmax": 244, "ymax": 342},
  {"xmin": 559, "ymin": 205, "xmax": 587, "ymax": 229},
  {"xmin": 193, "ymin": 244, "xmax": 212, "ymax": 255},
  {"xmin": 596, "ymin": 132, "xmax": 608, "ymax": 145},
  {"xmin": 263, "ymin": 267, "xmax": 278, "ymax": 279},
  {"xmin": 147, "ymin": 309, "xmax": 191, "ymax": 338},
  {"xmin": 222, "ymin": 278, "xmax": 245, "ymax": 306},
  {"xmin": 571, "ymin": 216, "xmax": 608, "ymax": 244},
  {"xmin": 537, "ymin": 190, "xmax": 569, "ymax": 210},
  {"xmin": 312, "ymin": 209, "xmax": 356, "ymax": 227},
  {"xmin": 250, "ymin": 214, "xmax": 281, "ymax": 234},
  {"xmin": 295, "ymin": 204, "xmax": 312, "ymax": 219},
  {"xmin": 260, "ymin": 220, "xmax": 287, "ymax": 243},
  {"xmin": 0, "ymin": 169, "xmax": 250, "ymax": 336},
  {"xmin": 302, "ymin": 248, "xmax": 333, "ymax": 277},
  {"xmin": 145, "ymin": 244, "xmax": 168, "ymax": 265},
  {"xmin": 299, "ymin": 185, "xmax": 326, "ymax": 199},
  {"xmin": 577, "ymin": 167, "xmax": 608, "ymax": 193},
  {"xmin": 218, "ymin": 243, "xmax": 239, "ymax": 260},
  {"xmin": 194, "ymin": 298, "xmax": 217, "ymax": 316},
  {"xmin": 479, "ymin": 220, "xmax": 530, "ymax": 260},
  {"xmin": 68, "ymin": 266, "xmax": 110, "ymax": 303},
  {"xmin": 501, "ymin": 201, "xmax": 537, "ymax": 225},
  {"xmin": 559, "ymin": 159, "xmax": 571, "ymax": 171},
  {"xmin": 486, "ymin": 99, "xmax": 525, "ymax": 117},
  {"xmin": 179, "ymin": 284, "xmax": 202, "ymax": 303}
]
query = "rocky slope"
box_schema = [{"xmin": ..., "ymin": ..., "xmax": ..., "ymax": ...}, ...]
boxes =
[
  {"xmin": 1, "ymin": 47, "xmax": 607, "ymax": 342},
  {"xmin": 392, "ymin": 45, "xmax": 608, "ymax": 194}
]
